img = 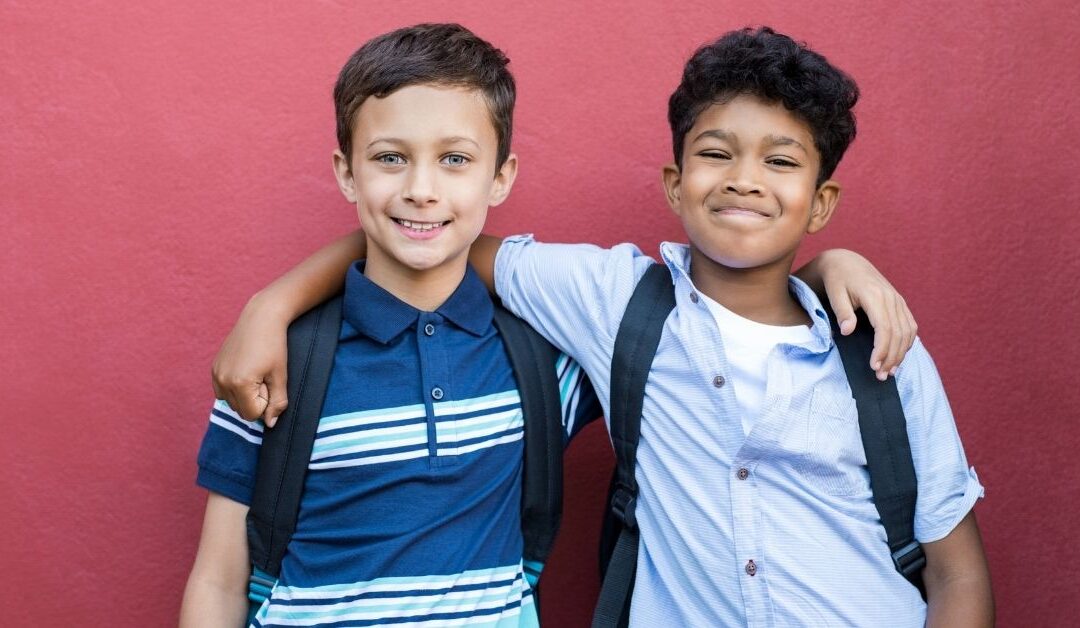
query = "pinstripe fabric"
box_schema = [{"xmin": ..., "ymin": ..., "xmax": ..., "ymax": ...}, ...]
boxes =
[{"xmin": 495, "ymin": 236, "xmax": 984, "ymax": 627}]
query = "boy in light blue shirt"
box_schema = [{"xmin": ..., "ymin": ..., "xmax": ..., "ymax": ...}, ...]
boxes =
[{"xmin": 209, "ymin": 27, "xmax": 988, "ymax": 627}]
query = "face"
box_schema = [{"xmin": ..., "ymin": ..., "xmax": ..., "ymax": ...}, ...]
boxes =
[
  {"xmin": 663, "ymin": 94, "xmax": 840, "ymax": 275},
  {"xmin": 333, "ymin": 84, "xmax": 516, "ymax": 287}
]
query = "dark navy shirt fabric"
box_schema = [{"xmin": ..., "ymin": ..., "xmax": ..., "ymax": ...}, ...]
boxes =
[{"xmin": 197, "ymin": 262, "xmax": 599, "ymax": 627}]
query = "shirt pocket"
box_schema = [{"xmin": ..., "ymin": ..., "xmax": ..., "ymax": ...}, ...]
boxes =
[{"xmin": 796, "ymin": 385, "xmax": 868, "ymax": 497}]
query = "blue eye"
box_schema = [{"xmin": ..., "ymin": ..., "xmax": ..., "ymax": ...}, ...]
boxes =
[
  {"xmin": 442, "ymin": 154, "xmax": 469, "ymax": 167},
  {"xmin": 375, "ymin": 153, "xmax": 405, "ymax": 165}
]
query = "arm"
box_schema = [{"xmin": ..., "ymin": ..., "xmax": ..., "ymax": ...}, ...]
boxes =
[
  {"xmin": 212, "ymin": 230, "xmax": 365, "ymax": 425},
  {"xmin": 795, "ymin": 248, "xmax": 917, "ymax": 381},
  {"xmin": 215, "ymin": 236, "xmax": 914, "ymax": 424},
  {"xmin": 179, "ymin": 493, "xmax": 252, "ymax": 628},
  {"xmin": 921, "ymin": 510, "xmax": 995, "ymax": 627}
]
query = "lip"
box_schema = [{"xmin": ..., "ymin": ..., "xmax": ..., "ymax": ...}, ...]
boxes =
[
  {"xmin": 712, "ymin": 206, "xmax": 772, "ymax": 218},
  {"xmin": 392, "ymin": 217, "xmax": 451, "ymax": 240}
]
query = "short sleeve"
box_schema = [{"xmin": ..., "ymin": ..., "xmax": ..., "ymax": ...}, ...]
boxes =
[
  {"xmin": 195, "ymin": 399, "xmax": 264, "ymax": 506},
  {"xmin": 895, "ymin": 339, "xmax": 985, "ymax": 543},
  {"xmin": 494, "ymin": 235, "xmax": 655, "ymax": 383}
]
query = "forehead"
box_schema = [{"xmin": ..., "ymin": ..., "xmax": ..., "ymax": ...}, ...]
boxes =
[
  {"xmin": 353, "ymin": 84, "xmax": 498, "ymax": 149},
  {"xmin": 689, "ymin": 94, "xmax": 816, "ymax": 154}
]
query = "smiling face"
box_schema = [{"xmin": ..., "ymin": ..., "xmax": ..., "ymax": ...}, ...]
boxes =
[
  {"xmin": 664, "ymin": 93, "xmax": 840, "ymax": 276},
  {"xmin": 333, "ymin": 83, "xmax": 516, "ymax": 297}
]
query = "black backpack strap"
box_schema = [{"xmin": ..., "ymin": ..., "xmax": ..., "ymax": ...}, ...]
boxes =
[
  {"xmin": 828, "ymin": 306, "xmax": 926, "ymax": 598},
  {"xmin": 593, "ymin": 263, "xmax": 675, "ymax": 628},
  {"xmin": 247, "ymin": 294, "xmax": 343, "ymax": 578},
  {"xmin": 491, "ymin": 303, "xmax": 565, "ymax": 588}
]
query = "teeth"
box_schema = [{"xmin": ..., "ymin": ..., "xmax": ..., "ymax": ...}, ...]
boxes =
[{"xmin": 397, "ymin": 219, "xmax": 445, "ymax": 232}]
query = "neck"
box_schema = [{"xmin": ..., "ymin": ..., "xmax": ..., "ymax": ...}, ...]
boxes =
[
  {"xmin": 362, "ymin": 253, "xmax": 467, "ymax": 312},
  {"xmin": 687, "ymin": 246, "xmax": 810, "ymax": 327}
]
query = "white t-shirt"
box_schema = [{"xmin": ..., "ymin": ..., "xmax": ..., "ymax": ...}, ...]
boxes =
[{"xmin": 699, "ymin": 292, "xmax": 816, "ymax": 436}]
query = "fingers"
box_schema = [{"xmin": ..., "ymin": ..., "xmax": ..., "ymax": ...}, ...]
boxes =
[
  {"xmin": 824, "ymin": 281, "xmax": 857, "ymax": 336},
  {"xmin": 861, "ymin": 294, "xmax": 892, "ymax": 381},
  {"xmin": 263, "ymin": 369, "xmax": 289, "ymax": 429}
]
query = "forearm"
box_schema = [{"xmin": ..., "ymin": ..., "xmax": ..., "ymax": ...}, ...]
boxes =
[
  {"xmin": 468, "ymin": 234, "xmax": 503, "ymax": 294},
  {"xmin": 923, "ymin": 511, "xmax": 995, "ymax": 627},
  {"xmin": 793, "ymin": 248, "xmax": 862, "ymax": 292},
  {"xmin": 179, "ymin": 577, "xmax": 248, "ymax": 628},
  {"xmin": 248, "ymin": 229, "xmax": 366, "ymax": 323},
  {"xmin": 925, "ymin": 573, "xmax": 995, "ymax": 627}
]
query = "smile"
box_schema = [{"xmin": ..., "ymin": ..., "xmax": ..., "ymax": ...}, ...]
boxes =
[
  {"xmin": 393, "ymin": 218, "xmax": 451, "ymax": 232},
  {"xmin": 712, "ymin": 206, "xmax": 771, "ymax": 218}
]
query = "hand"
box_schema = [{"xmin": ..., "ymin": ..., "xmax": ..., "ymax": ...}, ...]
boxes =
[
  {"xmin": 211, "ymin": 293, "xmax": 291, "ymax": 427},
  {"xmin": 816, "ymin": 249, "xmax": 918, "ymax": 380}
]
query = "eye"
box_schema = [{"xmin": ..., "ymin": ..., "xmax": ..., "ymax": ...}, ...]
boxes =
[
  {"xmin": 441, "ymin": 153, "xmax": 470, "ymax": 167},
  {"xmin": 766, "ymin": 156, "xmax": 800, "ymax": 168},
  {"xmin": 374, "ymin": 153, "xmax": 405, "ymax": 165},
  {"xmin": 698, "ymin": 150, "xmax": 731, "ymax": 160}
]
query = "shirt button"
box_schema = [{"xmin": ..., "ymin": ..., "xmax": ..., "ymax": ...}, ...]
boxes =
[
  {"xmin": 713, "ymin": 375, "xmax": 725, "ymax": 388},
  {"xmin": 431, "ymin": 387, "xmax": 444, "ymax": 400},
  {"xmin": 689, "ymin": 291, "xmax": 699, "ymax": 303},
  {"xmin": 424, "ymin": 323, "xmax": 435, "ymax": 336},
  {"xmin": 737, "ymin": 468, "xmax": 749, "ymax": 480},
  {"xmin": 745, "ymin": 559, "xmax": 757, "ymax": 576}
]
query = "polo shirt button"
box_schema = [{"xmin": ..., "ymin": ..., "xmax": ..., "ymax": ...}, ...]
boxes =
[
  {"xmin": 737, "ymin": 468, "xmax": 749, "ymax": 480},
  {"xmin": 713, "ymin": 375, "xmax": 725, "ymax": 388},
  {"xmin": 745, "ymin": 559, "xmax": 757, "ymax": 576},
  {"xmin": 689, "ymin": 291, "xmax": 699, "ymax": 303},
  {"xmin": 431, "ymin": 387, "xmax": 444, "ymax": 400},
  {"xmin": 424, "ymin": 323, "xmax": 435, "ymax": 336}
]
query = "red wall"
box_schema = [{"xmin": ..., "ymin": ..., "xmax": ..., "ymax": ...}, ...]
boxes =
[{"xmin": 4, "ymin": 1, "xmax": 1078, "ymax": 625}]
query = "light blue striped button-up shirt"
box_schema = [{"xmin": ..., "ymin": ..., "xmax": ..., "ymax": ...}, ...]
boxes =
[{"xmin": 495, "ymin": 236, "xmax": 984, "ymax": 627}]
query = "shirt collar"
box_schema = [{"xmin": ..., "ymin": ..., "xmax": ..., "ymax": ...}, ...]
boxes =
[
  {"xmin": 659, "ymin": 241, "xmax": 835, "ymax": 352},
  {"xmin": 342, "ymin": 262, "xmax": 493, "ymax": 344}
]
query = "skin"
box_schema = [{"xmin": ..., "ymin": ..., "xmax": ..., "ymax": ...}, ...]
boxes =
[
  {"xmin": 662, "ymin": 93, "xmax": 992, "ymax": 625},
  {"xmin": 662, "ymin": 94, "xmax": 841, "ymax": 323},
  {"xmin": 183, "ymin": 83, "xmax": 517, "ymax": 621},
  {"xmin": 179, "ymin": 493, "xmax": 250, "ymax": 628}
]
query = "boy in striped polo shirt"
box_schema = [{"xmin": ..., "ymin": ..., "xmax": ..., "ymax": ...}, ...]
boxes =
[{"xmin": 181, "ymin": 24, "xmax": 599, "ymax": 627}]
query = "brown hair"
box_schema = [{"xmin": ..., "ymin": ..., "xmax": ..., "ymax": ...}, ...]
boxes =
[{"xmin": 334, "ymin": 23, "xmax": 515, "ymax": 170}]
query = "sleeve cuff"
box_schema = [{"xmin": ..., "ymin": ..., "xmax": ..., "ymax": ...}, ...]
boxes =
[
  {"xmin": 197, "ymin": 465, "xmax": 254, "ymax": 506},
  {"xmin": 916, "ymin": 465, "xmax": 985, "ymax": 543}
]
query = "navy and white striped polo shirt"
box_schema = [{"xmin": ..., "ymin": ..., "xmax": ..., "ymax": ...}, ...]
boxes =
[{"xmin": 197, "ymin": 262, "xmax": 598, "ymax": 628}]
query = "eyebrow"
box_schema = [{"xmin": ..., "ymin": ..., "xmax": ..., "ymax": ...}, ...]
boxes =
[
  {"xmin": 691, "ymin": 129, "xmax": 736, "ymax": 144},
  {"xmin": 690, "ymin": 129, "xmax": 809, "ymax": 154},
  {"xmin": 763, "ymin": 134, "xmax": 808, "ymax": 153},
  {"xmin": 365, "ymin": 136, "xmax": 482, "ymax": 150}
]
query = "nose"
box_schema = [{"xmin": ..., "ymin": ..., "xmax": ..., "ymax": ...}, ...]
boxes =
[
  {"xmin": 724, "ymin": 161, "xmax": 764, "ymax": 196},
  {"xmin": 402, "ymin": 163, "xmax": 439, "ymax": 206}
]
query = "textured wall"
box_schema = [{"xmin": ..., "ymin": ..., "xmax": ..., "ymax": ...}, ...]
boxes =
[{"xmin": 3, "ymin": 1, "xmax": 1078, "ymax": 625}]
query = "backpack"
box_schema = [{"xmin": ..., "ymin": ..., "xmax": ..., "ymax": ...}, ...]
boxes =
[
  {"xmin": 592, "ymin": 263, "xmax": 926, "ymax": 628},
  {"xmin": 244, "ymin": 294, "xmax": 567, "ymax": 620}
]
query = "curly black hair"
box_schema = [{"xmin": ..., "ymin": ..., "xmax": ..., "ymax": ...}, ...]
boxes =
[{"xmin": 668, "ymin": 27, "xmax": 859, "ymax": 184}]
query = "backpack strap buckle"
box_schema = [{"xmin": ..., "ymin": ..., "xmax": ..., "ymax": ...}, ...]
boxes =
[
  {"xmin": 610, "ymin": 486, "xmax": 637, "ymax": 529},
  {"xmin": 891, "ymin": 541, "xmax": 926, "ymax": 577}
]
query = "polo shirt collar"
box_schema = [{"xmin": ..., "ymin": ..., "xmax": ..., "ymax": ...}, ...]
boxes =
[
  {"xmin": 659, "ymin": 241, "xmax": 834, "ymax": 352},
  {"xmin": 342, "ymin": 262, "xmax": 493, "ymax": 344}
]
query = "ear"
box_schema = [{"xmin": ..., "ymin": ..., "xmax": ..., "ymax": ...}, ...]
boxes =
[
  {"xmin": 487, "ymin": 153, "xmax": 518, "ymax": 207},
  {"xmin": 661, "ymin": 163, "xmax": 683, "ymax": 216},
  {"xmin": 806, "ymin": 179, "xmax": 841, "ymax": 234},
  {"xmin": 332, "ymin": 149, "xmax": 357, "ymax": 203}
]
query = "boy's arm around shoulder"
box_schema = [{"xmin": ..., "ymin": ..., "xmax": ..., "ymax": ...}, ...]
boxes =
[
  {"xmin": 922, "ymin": 510, "xmax": 994, "ymax": 627},
  {"xmin": 213, "ymin": 230, "xmax": 365, "ymax": 426},
  {"xmin": 180, "ymin": 492, "xmax": 251, "ymax": 628}
]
